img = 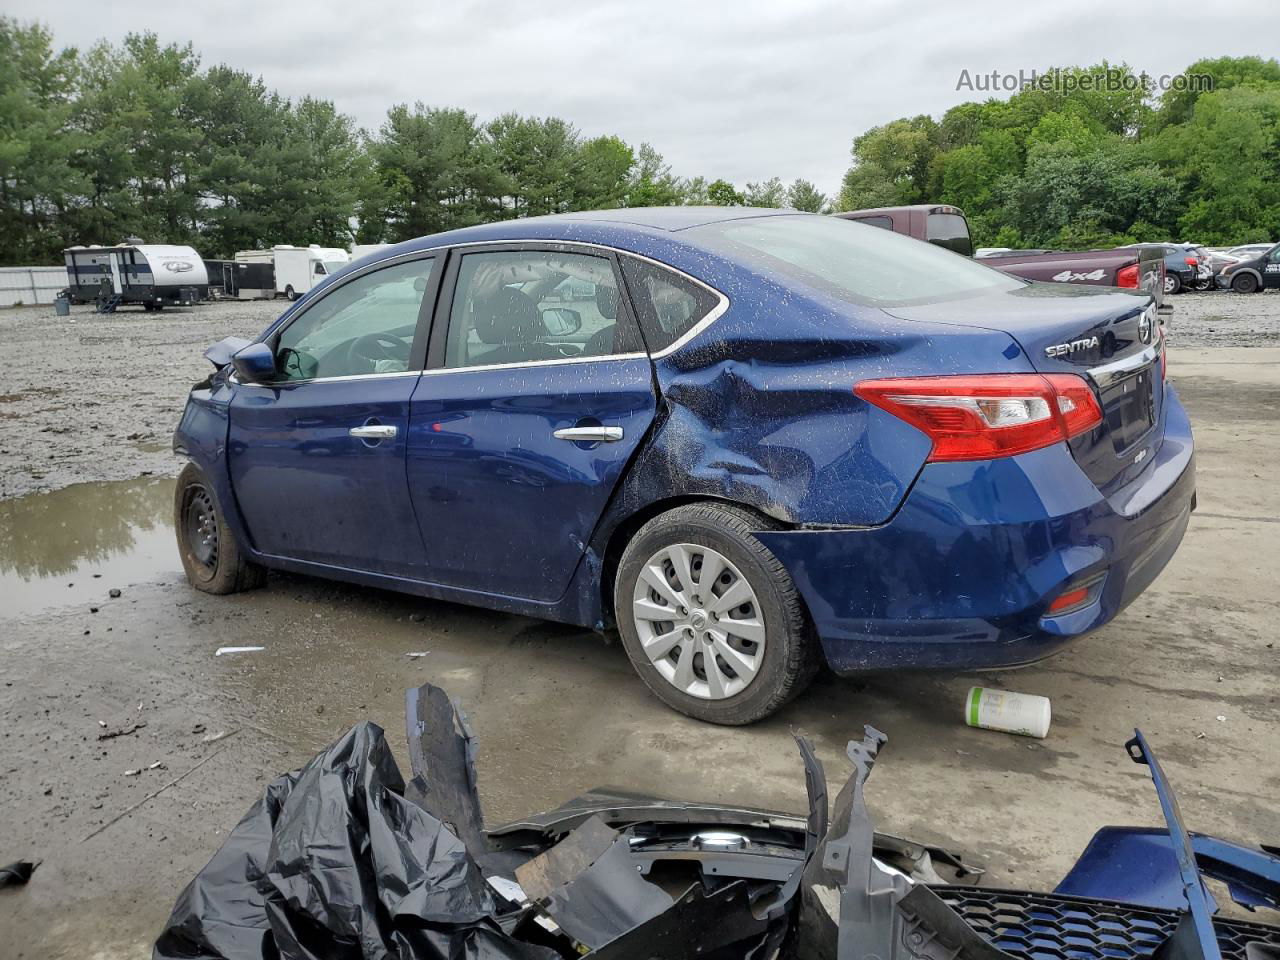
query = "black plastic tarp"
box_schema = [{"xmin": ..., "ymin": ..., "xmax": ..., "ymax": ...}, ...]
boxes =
[{"xmin": 153, "ymin": 720, "xmax": 555, "ymax": 960}]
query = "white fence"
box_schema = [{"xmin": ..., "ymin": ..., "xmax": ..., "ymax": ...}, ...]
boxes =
[{"xmin": 0, "ymin": 266, "xmax": 69, "ymax": 306}]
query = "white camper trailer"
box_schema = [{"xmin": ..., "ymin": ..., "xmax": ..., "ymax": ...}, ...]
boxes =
[
  {"xmin": 235, "ymin": 245, "xmax": 350, "ymax": 300},
  {"xmin": 64, "ymin": 243, "xmax": 209, "ymax": 309}
]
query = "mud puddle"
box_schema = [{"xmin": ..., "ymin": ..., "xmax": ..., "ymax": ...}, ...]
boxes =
[{"xmin": 0, "ymin": 475, "xmax": 180, "ymax": 620}]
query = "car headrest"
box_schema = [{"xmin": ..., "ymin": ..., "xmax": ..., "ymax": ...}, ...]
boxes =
[
  {"xmin": 473, "ymin": 287, "xmax": 542, "ymax": 344},
  {"xmin": 595, "ymin": 283, "xmax": 618, "ymax": 320}
]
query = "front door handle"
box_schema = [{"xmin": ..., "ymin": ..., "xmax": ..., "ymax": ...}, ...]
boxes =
[
  {"xmin": 350, "ymin": 424, "xmax": 397, "ymax": 440},
  {"xmin": 553, "ymin": 425, "xmax": 623, "ymax": 443}
]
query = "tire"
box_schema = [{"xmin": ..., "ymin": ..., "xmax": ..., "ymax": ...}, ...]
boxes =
[
  {"xmin": 1164, "ymin": 273, "xmax": 1182, "ymax": 295},
  {"xmin": 285, "ymin": 285, "xmax": 297, "ymax": 301},
  {"xmin": 1232, "ymin": 272, "xmax": 1259, "ymax": 294},
  {"xmin": 614, "ymin": 503, "xmax": 818, "ymax": 725},
  {"xmin": 174, "ymin": 462, "xmax": 266, "ymax": 595}
]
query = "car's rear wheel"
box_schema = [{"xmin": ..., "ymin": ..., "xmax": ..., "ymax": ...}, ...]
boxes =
[
  {"xmin": 285, "ymin": 285, "xmax": 297, "ymax": 301},
  {"xmin": 175, "ymin": 462, "xmax": 266, "ymax": 595},
  {"xmin": 1164, "ymin": 273, "xmax": 1181, "ymax": 295},
  {"xmin": 1232, "ymin": 272, "xmax": 1259, "ymax": 294},
  {"xmin": 614, "ymin": 503, "xmax": 817, "ymax": 725}
]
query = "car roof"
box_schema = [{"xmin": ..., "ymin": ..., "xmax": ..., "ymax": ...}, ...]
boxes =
[
  {"xmin": 361, "ymin": 207, "xmax": 813, "ymax": 269},
  {"xmin": 533, "ymin": 205, "xmax": 795, "ymax": 231}
]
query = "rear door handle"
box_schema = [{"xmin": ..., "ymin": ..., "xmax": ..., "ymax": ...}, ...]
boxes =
[
  {"xmin": 349, "ymin": 424, "xmax": 397, "ymax": 439},
  {"xmin": 553, "ymin": 426, "xmax": 623, "ymax": 443}
]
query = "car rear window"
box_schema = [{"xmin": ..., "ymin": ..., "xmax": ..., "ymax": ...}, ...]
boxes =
[
  {"xmin": 620, "ymin": 257, "xmax": 721, "ymax": 353},
  {"xmin": 926, "ymin": 213, "xmax": 974, "ymax": 256},
  {"xmin": 688, "ymin": 214, "xmax": 1021, "ymax": 308}
]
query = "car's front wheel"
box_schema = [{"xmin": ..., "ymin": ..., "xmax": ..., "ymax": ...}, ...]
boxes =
[
  {"xmin": 1232, "ymin": 272, "xmax": 1259, "ymax": 294},
  {"xmin": 614, "ymin": 503, "xmax": 817, "ymax": 725},
  {"xmin": 174, "ymin": 462, "xmax": 266, "ymax": 595}
]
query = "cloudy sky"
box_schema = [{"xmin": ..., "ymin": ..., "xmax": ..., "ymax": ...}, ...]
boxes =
[{"xmin": 8, "ymin": 0, "xmax": 1267, "ymax": 195}]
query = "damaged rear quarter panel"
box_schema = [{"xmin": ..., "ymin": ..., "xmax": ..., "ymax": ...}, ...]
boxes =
[{"xmin": 609, "ymin": 253, "xmax": 1036, "ymax": 530}]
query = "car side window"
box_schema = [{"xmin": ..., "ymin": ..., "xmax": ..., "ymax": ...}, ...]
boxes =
[
  {"xmin": 444, "ymin": 251, "xmax": 637, "ymax": 369},
  {"xmin": 273, "ymin": 258, "xmax": 435, "ymax": 382},
  {"xmin": 619, "ymin": 257, "xmax": 721, "ymax": 353},
  {"xmin": 853, "ymin": 215, "xmax": 893, "ymax": 230}
]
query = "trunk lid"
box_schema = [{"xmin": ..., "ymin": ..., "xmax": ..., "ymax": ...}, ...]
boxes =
[{"xmin": 883, "ymin": 283, "xmax": 1163, "ymax": 493}]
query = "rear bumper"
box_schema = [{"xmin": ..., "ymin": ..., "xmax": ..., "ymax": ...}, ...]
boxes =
[{"xmin": 756, "ymin": 387, "xmax": 1195, "ymax": 674}]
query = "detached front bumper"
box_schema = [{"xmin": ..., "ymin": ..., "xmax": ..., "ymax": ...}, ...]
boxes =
[{"xmin": 756, "ymin": 388, "xmax": 1196, "ymax": 674}]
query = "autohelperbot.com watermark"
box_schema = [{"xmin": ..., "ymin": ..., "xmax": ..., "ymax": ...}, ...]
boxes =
[{"xmin": 955, "ymin": 68, "xmax": 1213, "ymax": 94}]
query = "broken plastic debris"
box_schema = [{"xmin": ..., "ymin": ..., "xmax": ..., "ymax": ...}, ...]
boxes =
[
  {"xmin": 0, "ymin": 860, "xmax": 38, "ymax": 888},
  {"xmin": 214, "ymin": 646, "xmax": 264, "ymax": 656}
]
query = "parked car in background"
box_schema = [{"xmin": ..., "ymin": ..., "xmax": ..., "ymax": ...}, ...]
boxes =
[
  {"xmin": 835, "ymin": 204, "xmax": 974, "ymax": 254},
  {"xmin": 1225, "ymin": 242, "xmax": 1275, "ymax": 262},
  {"xmin": 1218, "ymin": 241, "xmax": 1280, "ymax": 293},
  {"xmin": 175, "ymin": 208, "xmax": 1194, "ymax": 724},
  {"xmin": 974, "ymin": 247, "xmax": 1166, "ymax": 306},
  {"xmin": 843, "ymin": 205, "xmax": 1166, "ymax": 308},
  {"xmin": 1126, "ymin": 244, "xmax": 1200, "ymax": 295}
]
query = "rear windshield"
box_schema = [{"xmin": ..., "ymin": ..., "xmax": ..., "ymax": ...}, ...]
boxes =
[
  {"xmin": 687, "ymin": 214, "xmax": 1020, "ymax": 308},
  {"xmin": 926, "ymin": 213, "xmax": 973, "ymax": 256}
]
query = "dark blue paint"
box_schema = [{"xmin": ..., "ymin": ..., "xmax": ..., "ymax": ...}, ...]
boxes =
[
  {"xmin": 1058, "ymin": 827, "xmax": 1280, "ymax": 914},
  {"xmin": 174, "ymin": 208, "xmax": 1196, "ymax": 678},
  {"xmin": 228, "ymin": 376, "xmax": 427, "ymax": 576},
  {"xmin": 756, "ymin": 388, "xmax": 1192, "ymax": 671},
  {"xmin": 405, "ymin": 358, "xmax": 656, "ymax": 601}
]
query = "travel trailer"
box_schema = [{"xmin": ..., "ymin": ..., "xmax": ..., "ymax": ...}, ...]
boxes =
[{"xmin": 63, "ymin": 243, "xmax": 208, "ymax": 309}]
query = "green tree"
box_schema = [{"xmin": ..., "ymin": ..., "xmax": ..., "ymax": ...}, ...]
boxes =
[
  {"xmin": 706, "ymin": 178, "xmax": 741, "ymax": 206},
  {"xmin": 786, "ymin": 178, "xmax": 826, "ymax": 212},
  {"xmin": 574, "ymin": 135, "xmax": 633, "ymax": 209},
  {"xmin": 0, "ymin": 18, "xmax": 84, "ymax": 262},
  {"xmin": 625, "ymin": 143, "xmax": 683, "ymax": 206},
  {"xmin": 742, "ymin": 176, "xmax": 786, "ymax": 207}
]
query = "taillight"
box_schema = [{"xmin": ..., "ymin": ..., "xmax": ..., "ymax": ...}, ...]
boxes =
[
  {"xmin": 1115, "ymin": 263, "xmax": 1139, "ymax": 288},
  {"xmin": 1185, "ymin": 256, "xmax": 1198, "ymax": 267},
  {"xmin": 855, "ymin": 374, "xmax": 1104, "ymax": 462},
  {"xmin": 1047, "ymin": 585, "xmax": 1091, "ymax": 613},
  {"xmin": 1158, "ymin": 323, "xmax": 1167, "ymax": 380}
]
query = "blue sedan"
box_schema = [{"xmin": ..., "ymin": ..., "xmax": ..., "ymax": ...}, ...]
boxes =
[{"xmin": 174, "ymin": 208, "xmax": 1195, "ymax": 724}]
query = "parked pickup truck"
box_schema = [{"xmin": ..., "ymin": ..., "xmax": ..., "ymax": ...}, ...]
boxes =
[{"xmin": 836, "ymin": 205, "xmax": 1168, "ymax": 311}]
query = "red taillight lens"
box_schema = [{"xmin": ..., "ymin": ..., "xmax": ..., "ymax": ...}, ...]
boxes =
[
  {"xmin": 855, "ymin": 374, "xmax": 1104, "ymax": 462},
  {"xmin": 1185, "ymin": 256, "xmax": 1198, "ymax": 267},
  {"xmin": 1115, "ymin": 263, "xmax": 1139, "ymax": 288},
  {"xmin": 1047, "ymin": 585, "xmax": 1091, "ymax": 613}
]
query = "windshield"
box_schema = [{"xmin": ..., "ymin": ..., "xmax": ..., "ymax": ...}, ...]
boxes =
[
  {"xmin": 322, "ymin": 260, "xmax": 347, "ymax": 274},
  {"xmin": 687, "ymin": 214, "xmax": 1021, "ymax": 307}
]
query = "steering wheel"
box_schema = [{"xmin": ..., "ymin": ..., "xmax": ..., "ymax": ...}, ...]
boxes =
[
  {"xmin": 346, "ymin": 332, "xmax": 409, "ymax": 372},
  {"xmin": 550, "ymin": 343, "xmax": 581, "ymax": 358}
]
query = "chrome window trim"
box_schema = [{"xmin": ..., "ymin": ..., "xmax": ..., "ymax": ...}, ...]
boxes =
[
  {"xmin": 1087, "ymin": 341, "xmax": 1162, "ymax": 389},
  {"xmin": 230, "ymin": 370, "xmax": 421, "ymax": 388},
  {"xmin": 421, "ymin": 351, "xmax": 648, "ymax": 377},
  {"xmin": 243, "ymin": 239, "xmax": 731, "ymax": 382},
  {"xmin": 366, "ymin": 239, "xmax": 737, "ymax": 363}
]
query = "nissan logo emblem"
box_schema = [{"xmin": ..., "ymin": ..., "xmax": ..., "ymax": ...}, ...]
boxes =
[{"xmin": 1138, "ymin": 309, "xmax": 1154, "ymax": 345}]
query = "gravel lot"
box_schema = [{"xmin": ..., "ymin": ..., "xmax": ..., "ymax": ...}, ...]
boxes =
[
  {"xmin": 2, "ymin": 288, "xmax": 1278, "ymax": 958},
  {"xmin": 1165, "ymin": 287, "xmax": 1280, "ymax": 348}
]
